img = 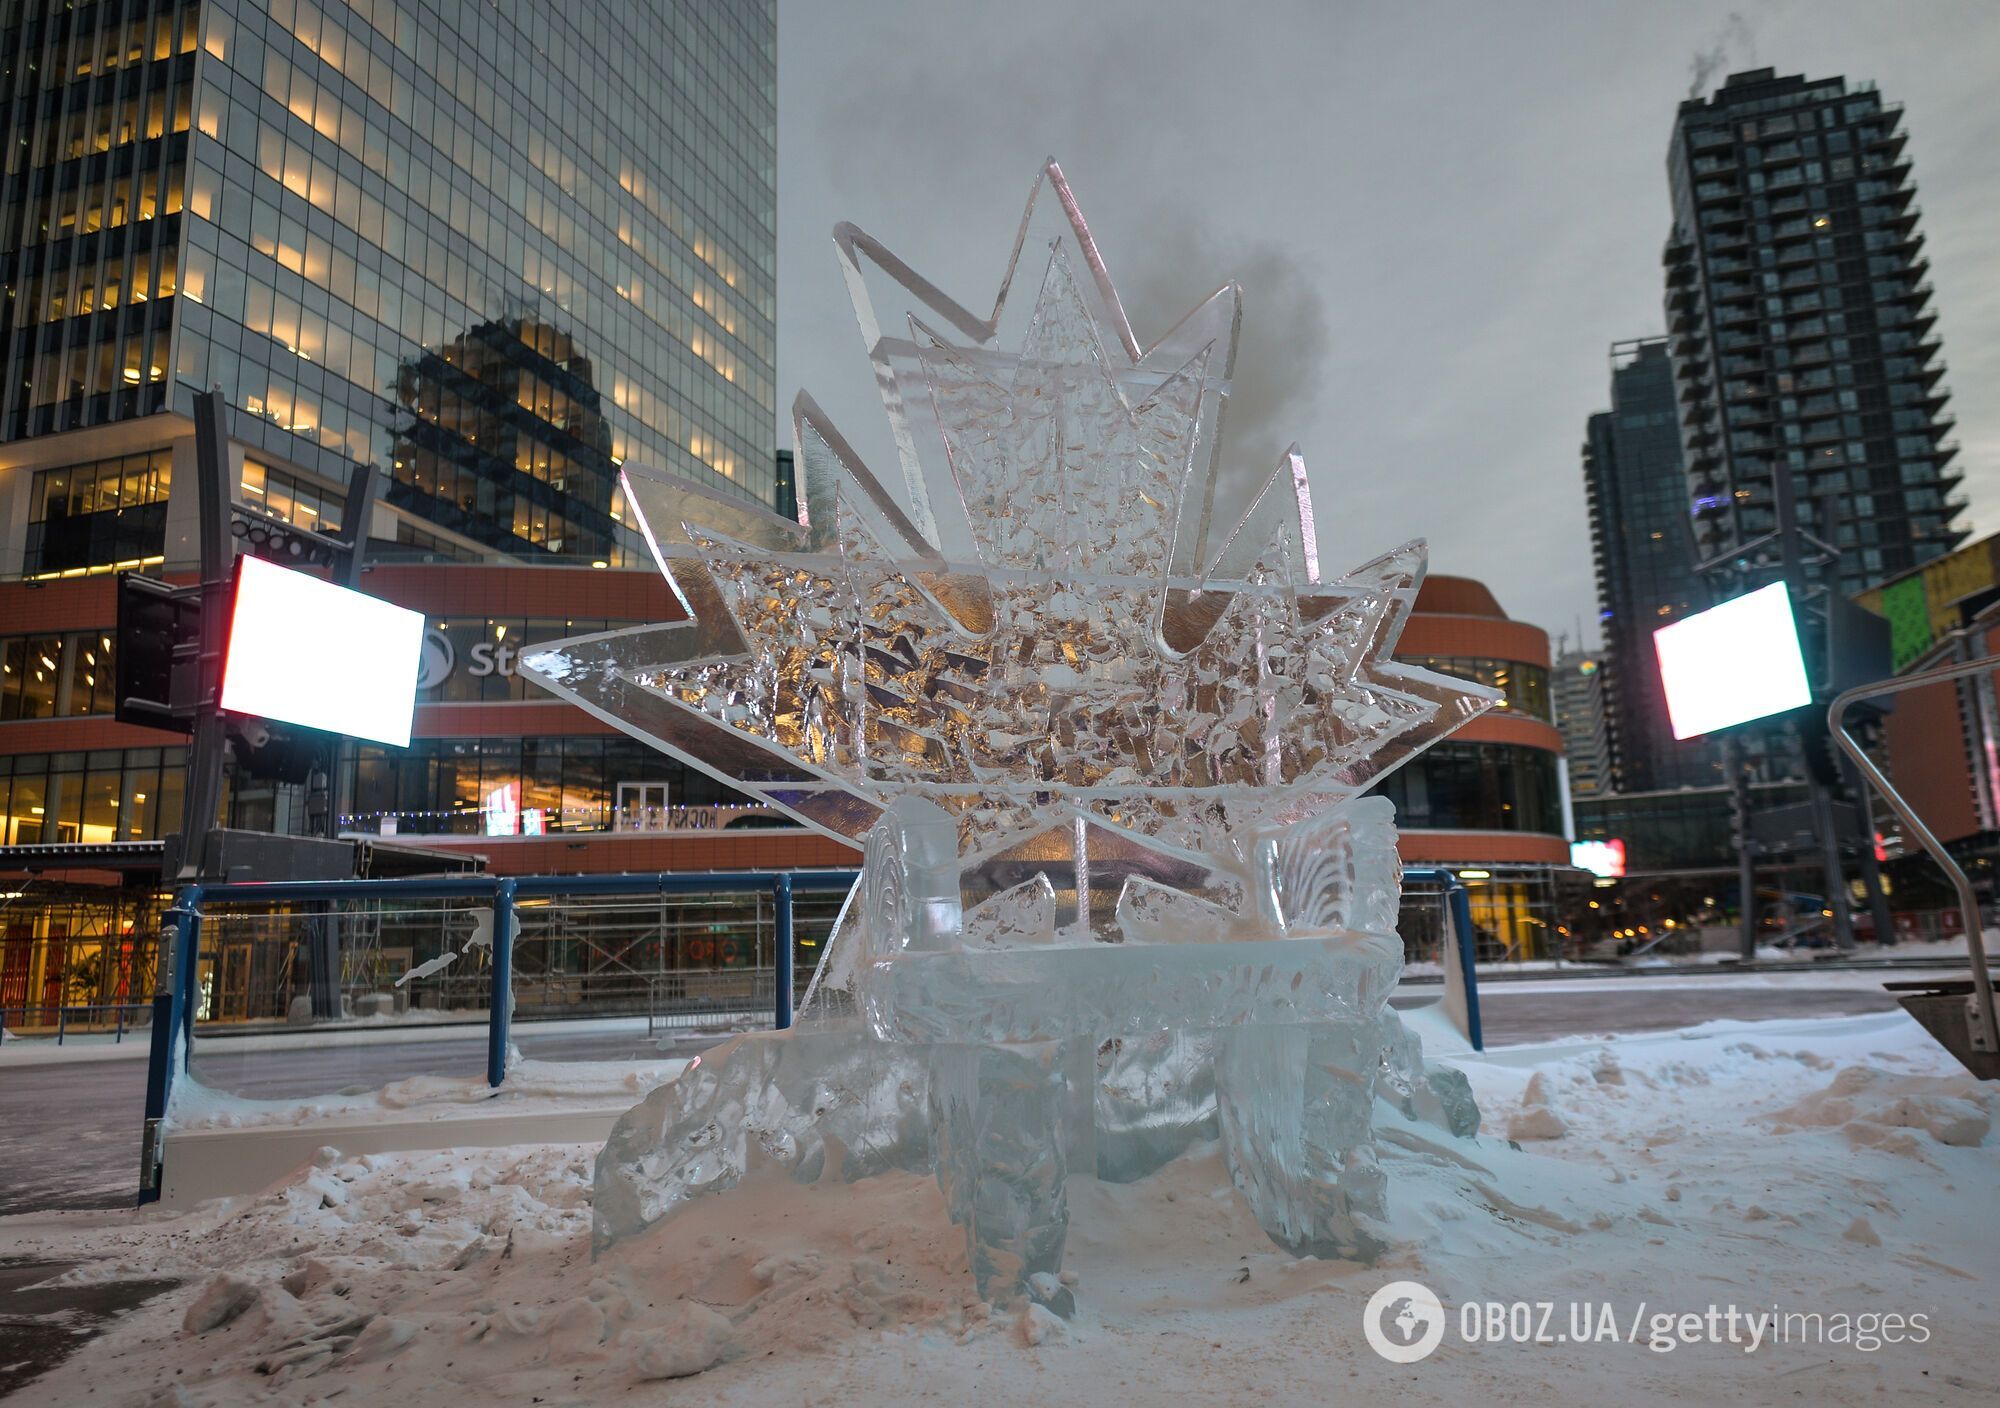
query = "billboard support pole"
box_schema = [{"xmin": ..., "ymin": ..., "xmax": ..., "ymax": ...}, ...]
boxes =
[{"xmin": 1727, "ymin": 733, "xmax": 1758, "ymax": 960}]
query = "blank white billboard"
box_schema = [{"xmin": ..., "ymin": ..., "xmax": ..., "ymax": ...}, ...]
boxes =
[
  {"xmin": 1652, "ymin": 582, "xmax": 1811, "ymax": 740},
  {"xmin": 219, "ymin": 555, "xmax": 424, "ymax": 747}
]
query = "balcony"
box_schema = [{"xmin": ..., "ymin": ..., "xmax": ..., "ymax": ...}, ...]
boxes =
[
  {"xmin": 1879, "ymin": 226, "xmax": 1926, "ymax": 259},
  {"xmin": 1866, "ymin": 118, "xmax": 1907, "ymax": 153},
  {"xmin": 1866, "ymin": 182, "xmax": 1917, "ymax": 214}
]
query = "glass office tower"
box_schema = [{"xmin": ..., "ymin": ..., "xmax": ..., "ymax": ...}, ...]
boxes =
[
  {"xmin": 0, "ymin": 0, "xmax": 778, "ymax": 569},
  {"xmin": 1663, "ymin": 68, "xmax": 1963, "ymax": 598},
  {"xmin": 1582, "ymin": 337, "xmax": 1720, "ymax": 793}
]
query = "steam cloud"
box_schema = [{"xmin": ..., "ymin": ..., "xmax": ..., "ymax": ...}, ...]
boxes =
[
  {"xmin": 1687, "ymin": 11, "xmax": 1758, "ymax": 100},
  {"xmin": 816, "ymin": 12, "xmax": 1333, "ymax": 496}
]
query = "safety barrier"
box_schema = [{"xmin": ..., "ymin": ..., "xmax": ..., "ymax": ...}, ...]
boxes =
[{"xmin": 139, "ymin": 869, "xmax": 859, "ymax": 1203}]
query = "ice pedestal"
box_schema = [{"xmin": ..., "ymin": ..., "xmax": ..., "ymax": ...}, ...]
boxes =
[
  {"xmin": 594, "ymin": 890, "xmax": 1478, "ymax": 1308},
  {"xmin": 593, "ymin": 1027, "xmax": 930, "ymax": 1251}
]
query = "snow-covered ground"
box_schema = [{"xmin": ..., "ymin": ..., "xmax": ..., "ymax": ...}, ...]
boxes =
[{"xmin": 2, "ymin": 1010, "xmax": 1993, "ymax": 1405}]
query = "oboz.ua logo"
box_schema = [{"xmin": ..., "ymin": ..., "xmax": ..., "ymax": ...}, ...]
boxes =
[{"xmin": 1363, "ymin": 1280, "xmax": 1446, "ymax": 1363}]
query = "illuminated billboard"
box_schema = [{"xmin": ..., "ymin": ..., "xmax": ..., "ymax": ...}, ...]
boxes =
[
  {"xmin": 1571, "ymin": 839, "xmax": 1626, "ymax": 878},
  {"xmin": 219, "ymin": 555, "xmax": 425, "ymax": 747},
  {"xmin": 1652, "ymin": 582, "xmax": 1811, "ymax": 740}
]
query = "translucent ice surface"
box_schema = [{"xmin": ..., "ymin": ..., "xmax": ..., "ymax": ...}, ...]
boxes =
[{"xmin": 549, "ymin": 160, "xmax": 1493, "ymax": 1312}]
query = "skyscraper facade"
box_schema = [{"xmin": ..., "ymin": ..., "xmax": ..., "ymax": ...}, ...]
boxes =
[
  {"xmin": 0, "ymin": 1, "xmax": 805, "ymax": 1026},
  {"xmin": 1663, "ymin": 68, "xmax": 1963, "ymax": 600},
  {"xmin": 1581, "ymin": 337, "xmax": 1718, "ymax": 792},
  {"xmin": 0, "ymin": 0, "xmax": 778, "ymax": 573},
  {"xmin": 1551, "ymin": 646, "xmax": 1611, "ymax": 799}
]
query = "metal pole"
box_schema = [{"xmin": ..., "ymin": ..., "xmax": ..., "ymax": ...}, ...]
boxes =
[
  {"xmin": 1447, "ymin": 880, "xmax": 1484, "ymax": 1052},
  {"xmin": 1830, "ymin": 658, "xmax": 1999, "ymax": 1053},
  {"xmin": 1726, "ymin": 733, "xmax": 1758, "ymax": 959},
  {"xmin": 773, "ymin": 873, "xmax": 794, "ymax": 1030},
  {"xmin": 1805, "ymin": 753, "xmax": 1856, "ymax": 951},
  {"xmin": 487, "ymin": 878, "xmax": 516, "ymax": 1088}
]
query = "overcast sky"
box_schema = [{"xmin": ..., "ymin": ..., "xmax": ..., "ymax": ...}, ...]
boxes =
[{"xmin": 774, "ymin": 0, "xmax": 2000, "ymax": 648}]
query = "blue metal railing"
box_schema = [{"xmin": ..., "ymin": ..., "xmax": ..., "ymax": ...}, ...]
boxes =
[
  {"xmin": 1403, "ymin": 867, "xmax": 1484, "ymax": 1052},
  {"xmin": 137, "ymin": 863, "xmax": 1482, "ymax": 1203},
  {"xmin": 0, "ymin": 1002, "xmax": 152, "ymax": 1044},
  {"xmin": 139, "ymin": 868, "xmax": 860, "ymax": 1203}
]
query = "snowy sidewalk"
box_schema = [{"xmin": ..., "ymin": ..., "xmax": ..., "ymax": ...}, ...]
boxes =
[{"xmin": 2, "ymin": 1008, "xmax": 1992, "ymax": 1406}]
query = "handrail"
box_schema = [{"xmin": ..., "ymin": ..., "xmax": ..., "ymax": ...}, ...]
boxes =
[{"xmin": 1828, "ymin": 655, "xmax": 1999, "ymax": 1053}]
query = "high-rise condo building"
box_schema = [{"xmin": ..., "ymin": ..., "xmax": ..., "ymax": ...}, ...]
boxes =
[{"xmin": 1662, "ymin": 68, "xmax": 1963, "ymax": 599}]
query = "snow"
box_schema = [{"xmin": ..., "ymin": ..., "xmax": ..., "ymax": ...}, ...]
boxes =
[{"xmin": 3, "ymin": 1009, "xmax": 1994, "ymax": 1405}]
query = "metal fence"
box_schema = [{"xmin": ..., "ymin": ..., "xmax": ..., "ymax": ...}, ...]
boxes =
[
  {"xmin": 0, "ymin": 1000, "xmax": 152, "ymax": 1042},
  {"xmin": 137, "ymin": 865, "xmax": 1483, "ymax": 1202},
  {"xmin": 172, "ymin": 887, "xmax": 850, "ymax": 1030},
  {"xmin": 140, "ymin": 870, "xmax": 860, "ymax": 1202}
]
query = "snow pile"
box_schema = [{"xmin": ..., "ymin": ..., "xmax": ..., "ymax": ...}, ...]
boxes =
[
  {"xmin": 4, "ymin": 1011, "xmax": 1996, "ymax": 1406},
  {"xmin": 1762, "ymin": 1063, "xmax": 1995, "ymax": 1153}
]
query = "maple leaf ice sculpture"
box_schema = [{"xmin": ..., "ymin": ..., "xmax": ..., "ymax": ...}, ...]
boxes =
[{"xmin": 525, "ymin": 161, "xmax": 1491, "ymax": 1316}]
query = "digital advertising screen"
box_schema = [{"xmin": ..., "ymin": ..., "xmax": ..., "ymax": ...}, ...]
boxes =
[
  {"xmin": 218, "ymin": 554, "xmax": 425, "ymax": 747},
  {"xmin": 1571, "ymin": 839, "xmax": 1627, "ymax": 879},
  {"xmin": 1652, "ymin": 582, "xmax": 1812, "ymax": 740}
]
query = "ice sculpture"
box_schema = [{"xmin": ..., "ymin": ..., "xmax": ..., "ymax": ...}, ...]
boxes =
[{"xmin": 524, "ymin": 160, "xmax": 1493, "ymax": 1315}]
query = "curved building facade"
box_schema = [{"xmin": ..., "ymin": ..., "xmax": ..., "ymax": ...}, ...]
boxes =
[{"xmin": 1379, "ymin": 573, "xmax": 1569, "ymax": 959}]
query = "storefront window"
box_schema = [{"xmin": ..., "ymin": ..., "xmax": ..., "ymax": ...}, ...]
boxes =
[
  {"xmin": 342, "ymin": 737, "xmax": 766, "ymax": 836},
  {"xmin": 1368, "ymin": 743, "xmax": 1564, "ymax": 835},
  {"xmin": 0, "ymin": 748, "xmax": 184, "ymax": 844},
  {"xmin": 0, "ymin": 632, "xmax": 119, "ymax": 718},
  {"xmin": 1398, "ymin": 656, "xmax": 1552, "ymax": 721}
]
